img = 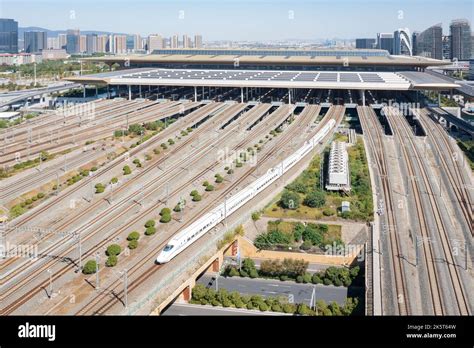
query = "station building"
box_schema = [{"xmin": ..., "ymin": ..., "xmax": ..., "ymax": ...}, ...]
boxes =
[{"xmin": 66, "ymin": 48, "xmax": 460, "ymax": 106}]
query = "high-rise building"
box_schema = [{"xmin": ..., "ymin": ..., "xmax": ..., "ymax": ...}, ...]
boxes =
[
  {"xmin": 113, "ymin": 35, "xmax": 127, "ymax": 54},
  {"xmin": 183, "ymin": 34, "xmax": 191, "ymax": 48},
  {"xmin": 97, "ymin": 35, "xmax": 109, "ymax": 53},
  {"xmin": 171, "ymin": 35, "xmax": 179, "ymax": 48},
  {"xmin": 86, "ymin": 34, "xmax": 97, "ymax": 54},
  {"xmin": 133, "ymin": 34, "xmax": 142, "ymax": 51},
  {"xmin": 79, "ymin": 35, "xmax": 87, "ymax": 53},
  {"xmin": 471, "ymin": 34, "xmax": 474, "ymax": 59},
  {"xmin": 413, "ymin": 24, "xmax": 442, "ymax": 60},
  {"xmin": 450, "ymin": 19, "xmax": 471, "ymax": 60},
  {"xmin": 442, "ymin": 35, "xmax": 451, "ymax": 60},
  {"xmin": 412, "ymin": 32, "xmax": 419, "ymax": 55},
  {"xmin": 24, "ymin": 31, "xmax": 47, "ymax": 53},
  {"xmin": 355, "ymin": 38, "xmax": 376, "ymax": 49},
  {"xmin": 66, "ymin": 29, "xmax": 80, "ymax": 54},
  {"xmin": 0, "ymin": 18, "xmax": 18, "ymax": 53},
  {"xmin": 194, "ymin": 34, "xmax": 203, "ymax": 48},
  {"xmin": 47, "ymin": 37, "xmax": 58, "ymax": 49},
  {"xmin": 377, "ymin": 33, "xmax": 394, "ymax": 54},
  {"xmin": 58, "ymin": 33, "xmax": 67, "ymax": 49},
  {"xmin": 393, "ymin": 28, "xmax": 412, "ymax": 56},
  {"xmin": 148, "ymin": 34, "xmax": 164, "ymax": 51}
]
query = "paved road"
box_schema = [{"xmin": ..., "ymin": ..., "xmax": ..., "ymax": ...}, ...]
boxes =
[
  {"xmin": 162, "ymin": 303, "xmax": 288, "ymax": 316},
  {"xmin": 198, "ymin": 274, "xmax": 348, "ymax": 306}
]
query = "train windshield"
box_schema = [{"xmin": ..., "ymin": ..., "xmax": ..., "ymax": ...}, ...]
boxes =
[{"xmin": 163, "ymin": 244, "xmax": 174, "ymax": 252}]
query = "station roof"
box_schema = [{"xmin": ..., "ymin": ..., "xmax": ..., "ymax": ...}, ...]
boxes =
[
  {"xmin": 83, "ymin": 52, "xmax": 448, "ymax": 68},
  {"xmin": 66, "ymin": 68, "xmax": 460, "ymax": 91}
]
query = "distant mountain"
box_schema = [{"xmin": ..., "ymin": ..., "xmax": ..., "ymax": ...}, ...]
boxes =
[{"xmin": 19, "ymin": 26, "xmax": 123, "ymax": 38}]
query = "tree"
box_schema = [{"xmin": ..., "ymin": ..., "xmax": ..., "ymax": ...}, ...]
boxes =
[
  {"xmin": 106, "ymin": 255, "xmax": 118, "ymax": 267},
  {"xmin": 145, "ymin": 219, "xmax": 155, "ymax": 228},
  {"xmin": 106, "ymin": 244, "xmax": 122, "ymax": 256},
  {"xmin": 303, "ymin": 190, "xmax": 326, "ymax": 208},
  {"xmin": 127, "ymin": 231, "xmax": 140, "ymax": 241},
  {"xmin": 280, "ymin": 190, "xmax": 300, "ymax": 209},
  {"xmin": 159, "ymin": 208, "xmax": 171, "ymax": 216},
  {"xmin": 145, "ymin": 226, "xmax": 156, "ymax": 235},
  {"xmin": 128, "ymin": 123, "xmax": 144, "ymax": 135},
  {"xmin": 160, "ymin": 214, "xmax": 171, "ymax": 223},
  {"xmin": 82, "ymin": 260, "xmax": 97, "ymax": 274},
  {"xmin": 128, "ymin": 240, "xmax": 138, "ymax": 249}
]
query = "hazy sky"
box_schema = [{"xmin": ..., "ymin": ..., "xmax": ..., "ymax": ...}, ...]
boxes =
[{"xmin": 0, "ymin": 0, "xmax": 472, "ymax": 40}]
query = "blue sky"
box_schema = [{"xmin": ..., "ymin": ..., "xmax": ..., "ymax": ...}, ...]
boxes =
[{"xmin": 0, "ymin": 0, "xmax": 472, "ymax": 40}]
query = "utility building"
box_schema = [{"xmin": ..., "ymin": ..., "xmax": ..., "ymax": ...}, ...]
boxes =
[{"xmin": 326, "ymin": 141, "xmax": 351, "ymax": 192}]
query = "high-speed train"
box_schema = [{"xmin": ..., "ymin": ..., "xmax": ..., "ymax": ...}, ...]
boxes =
[{"xmin": 156, "ymin": 118, "xmax": 336, "ymax": 264}]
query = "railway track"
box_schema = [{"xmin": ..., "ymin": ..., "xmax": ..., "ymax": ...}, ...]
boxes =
[
  {"xmin": 0, "ymin": 102, "xmax": 258, "ymax": 305},
  {"xmin": 387, "ymin": 106, "xmax": 470, "ymax": 316},
  {"xmin": 0, "ymin": 101, "xmax": 192, "ymax": 165},
  {"xmin": 414, "ymin": 108, "xmax": 473, "ymax": 235},
  {"xmin": 74, "ymin": 103, "xmax": 330, "ymax": 315},
  {"xmin": 0, "ymin": 103, "xmax": 325, "ymax": 314},
  {"xmin": 357, "ymin": 106, "xmax": 410, "ymax": 316}
]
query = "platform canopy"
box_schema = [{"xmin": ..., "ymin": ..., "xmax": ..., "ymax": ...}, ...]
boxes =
[{"xmin": 66, "ymin": 68, "xmax": 460, "ymax": 91}]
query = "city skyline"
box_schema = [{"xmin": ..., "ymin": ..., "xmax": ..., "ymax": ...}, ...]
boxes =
[{"xmin": 0, "ymin": 0, "xmax": 472, "ymax": 41}]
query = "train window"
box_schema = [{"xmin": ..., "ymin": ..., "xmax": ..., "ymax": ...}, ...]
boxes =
[{"xmin": 164, "ymin": 245, "xmax": 174, "ymax": 251}]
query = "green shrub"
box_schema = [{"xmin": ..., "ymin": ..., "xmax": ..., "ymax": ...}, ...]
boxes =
[
  {"xmin": 249, "ymin": 269, "xmax": 258, "ymax": 278},
  {"xmin": 127, "ymin": 231, "xmax": 140, "ymax": 241},
  {"xmin": 251, "ymin": 212, "xmax": 260, "ymax": 221},
  {"xmin": 205, "ymin": 185, "xmax": 214, "ymax": 192},
  {"xmin": 296, "ymin": 275, "xmax": 304, "ymax": 283},
  {"xmin": 202, "ymin": 181, "xmax": 209, "ymax": 187},
  {"xmin": 168, "ymin": 138, "xmax": 175, "ymax": 145},
  {"xmin": 123, "ymin": 165, "xmax": 132, "ymax": 175},
  {"xmin": 312, "ymin": 273, "xmax": 323, "ymax": 284},
  {"xmin": 160, "ymin": 208, "xmax": 171, "ymax": 216},
  {"xmin": 323, "ymin": 278, "xmax": 333, "ymax": 286},
  {"xmin": 90, "ymin": 166, "xmax": 98, "ymax": 172},
  {"xmin": 303, "ymin": 190, "xmax": 326, "ymax": 208},
  {"xmin": 160, "ymin": 214, "xmax": 171, "ymax": 223},
  {"xmin": 145, "ymin": 219, "xmax": 155, "ymax": 227},
  {"xmin": 190, "ymin": 190, "xmax": 198, "ymax": 197},
  {"xmin": 31, "ymin": 196, "xmax": 38, "ymax": 202},
  {"xmin": 128, "ymin": 240, "xmax": 138, "ymax": 249},
  {"xmin": 192, "ymin": 194, "xmax": 202, "ymax": 202},
  {"xmin": 228, "ymin": 267, "xmax": 240, "ymax": 277},
  {"xmin": 280, "ymin": 190, "xmax": 300, "ymax": 209},
  {"xmin": 105, "ymin": 255, "xmax": 118, "ymax": 267},
  {"xmin": 145, "ymin": 226, "xmax": 157, "ymax": 235},
  {"xmin": 153, "ymin": 148, "xmax": 160, "ymax": 155},
  {"xmin": 227, "ymin": 169, "xmax": 234, "ymax": 174},
  {"xmin": 106, "ymin": 244, "xmax": 122, "ymax": 256},
  {"xmin": 259, "ymin": 303, "xmax": 269, "ymax": 311},
  {"xmin": 323, "ymin": 208, "xmax": 336, "ymax": 216},
  {"xmin": 303, "ymin": 273, "xmax": 312, "ymax": 283},
  {"xmin": 110, "ymin": 177, "xmax": 118, "ymax": 184},
  {"xmin": 37, "ymin": 192, "xmax": 45, "ymax": 199},
  {"xmin": 282, "ymin": 303, "xmax": 296, "ymax": 314},
  {"xmin": 82, "ymin": 260, "xmax": 97, "ymax": 274}
]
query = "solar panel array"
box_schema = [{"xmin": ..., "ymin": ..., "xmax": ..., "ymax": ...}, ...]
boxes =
[{"xmin": 121, "ymin": 69, "xmax": 399, "ymax": 85}]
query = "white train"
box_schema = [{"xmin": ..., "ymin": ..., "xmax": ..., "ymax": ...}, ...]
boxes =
[{"xmin": 156, "ymin": 118, "xmax": 336, "ymax": 264}]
